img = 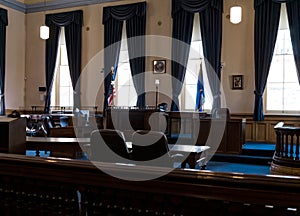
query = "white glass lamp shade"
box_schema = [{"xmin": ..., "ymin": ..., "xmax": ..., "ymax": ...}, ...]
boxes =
[
  {"xmin": 230, "ymin": 6, "xmax": 242, "ymax": 24},
  {"xmin": 40, "ymin": 25, "xmax": 49, "ymax": 40}
]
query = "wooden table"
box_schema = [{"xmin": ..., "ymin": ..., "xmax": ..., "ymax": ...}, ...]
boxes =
[
  {"xmin": 126, "ymin": 142, "xmax": 210, "ymax": 169},
  {"xmin": 26, "ymin": 137, "xmax": 210, "ymax": 169},
  {"xmin": 26, "ymin": 136, "xmax": 90, "ymax": 158},
  {"xmin": 168, "ymin": 144, "xmax": 210, "ymax": 169}
]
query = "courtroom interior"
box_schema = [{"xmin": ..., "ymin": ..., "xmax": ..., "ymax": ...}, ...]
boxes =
[{"xmin": 0, "ymin": 0, "xmax": 300, "ymax": 215}]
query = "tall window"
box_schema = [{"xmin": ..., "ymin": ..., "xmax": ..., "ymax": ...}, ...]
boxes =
[
  {"xmin": 115, "ymin": 23, "xmax": 137, "ymax": 107},
  {"xmin": 182, "ymin": 13, "xmax": 212, "ymax": 111},
  {"xmin": 266, "ymin": 4, "xmax": 300, "ymax": 113},
  {"xmin": 51, "ymin": 27, "xmax": 73, "ymax": 108}
]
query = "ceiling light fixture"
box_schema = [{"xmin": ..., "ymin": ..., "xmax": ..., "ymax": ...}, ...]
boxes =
[
  {"xmin": 40, "ymin": 0, "xmax": 49, "ymax": 39},
  {"xmin": 230, "ymin": 5, "xmax": 242, "ymax": 24}
]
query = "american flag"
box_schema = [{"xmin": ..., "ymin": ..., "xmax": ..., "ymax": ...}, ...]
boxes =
[{"xmin": 108, "ymin": 83, "xmax": 116, "ymax": 106}]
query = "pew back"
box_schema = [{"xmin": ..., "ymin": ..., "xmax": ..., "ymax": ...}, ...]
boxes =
[{"xmin": 0, "ymin": 154, "xmax": 299, "ymax": 215}]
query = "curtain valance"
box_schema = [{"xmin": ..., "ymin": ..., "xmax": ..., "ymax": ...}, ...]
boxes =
[
  {"xmin": 46, "ymin": 10, "xmax": 83, "ymax": 26},
  {"xmin": 172, "ymin": 0, "xmax": 222, "ymax": 18},
  {"xmin": 254, "ymin": 0, "xmax": 295, "ymax": 9},
  {"xmin": 103, "ymin": 2, "xmax": 146, "ymax": 24},
  {"xmin": 0, "ymin": 9, "xmax": 8, "ymax": 26}
]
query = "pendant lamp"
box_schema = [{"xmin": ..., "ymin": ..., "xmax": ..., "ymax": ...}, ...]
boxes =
[
  {"xmin": 40, "ymin": 0, "xmax": 49, "ymax": 39},
  {"xmin": 230, "ymin": 6, "xmax": 242, "ymax": 24}
]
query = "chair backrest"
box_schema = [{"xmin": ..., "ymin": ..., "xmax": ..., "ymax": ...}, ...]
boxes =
[
  {"xmin": 211, "ymin": 108, "xmax": 230, "ymax": 120},
  {"xmin": 131, "ymin": 130, "xmax": 170, "ymax": 161},
  {"xmin": 42, "ymin": 116, "xmax": 54, "ymax": 135},
  {"xmin": 90, "ymin": 129, "xmax": 130, "ymax": 162}
]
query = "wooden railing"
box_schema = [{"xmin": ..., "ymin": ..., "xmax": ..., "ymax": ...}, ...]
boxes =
[
  {"xmin": 18, "ymin": 106, "xmax": 99, "ymax": 114},
  {"xmin": 0, "ymin": 154, "xmax": 300, "ymax": 215},
  {"xmin": 271, "ymin": 122, "xmax": 300, "ymax": 175}
]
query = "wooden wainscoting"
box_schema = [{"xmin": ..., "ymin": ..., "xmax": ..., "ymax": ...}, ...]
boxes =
[{"xmin": 232, "ymin": 114, "xmax": 300, "ymax": 143}]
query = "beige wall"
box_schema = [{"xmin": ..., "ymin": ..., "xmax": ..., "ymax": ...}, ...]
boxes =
[
  {"xmin": 19, "ymin": 0, "xmax": 255, "ymax": 113},
  {"xmin": 0, "ymin": 4, "xmax": 26, "ymax": 111},
  {"xmin": 222, "ymin": 0, "xmax": 255, "ymax": 113}
]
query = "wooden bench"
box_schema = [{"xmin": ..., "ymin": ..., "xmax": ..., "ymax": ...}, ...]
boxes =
[{"xmin": 0, "ymin": 154, "xmax": 300, "ymax": 215}]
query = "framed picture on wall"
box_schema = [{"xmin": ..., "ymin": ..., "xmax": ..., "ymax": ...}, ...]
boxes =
[
  {"xmin": 153, "ymin": 60, "xmax": 166, "ymax": 74},
  {"xmin": 232, "ymin": 75, "xmax": 243, "ymax": 90}
]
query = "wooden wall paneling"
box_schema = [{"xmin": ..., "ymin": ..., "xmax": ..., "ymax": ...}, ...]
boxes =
[
  {"xmin": 255, "ymin": 122, "xmax": 268, "ymax": 142},
  {"xmin": 245, "ymin": 121, "xmax": 254, "ymax": 142},
  {"xmin": 268, "ymin": 122, "xmax": 278, "ymax": 143},
  {"xmin": 232, "ymin": 114, "xmax": 300, "ymax": 143}
]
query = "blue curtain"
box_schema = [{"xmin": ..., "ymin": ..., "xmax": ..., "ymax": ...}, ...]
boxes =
[
  {"xmin": 64, "ymin": 12, "xmax": 83, "ymax": 111},
  {"xmin": 0, "ymin": 8, "xmax": 7, "ymax": 116},
  {"xmin": 170, "ymin": 9, "xmax": 194, "ymax": 111},
  {"xmin": 102, "ymin": 2, "xmax": 146, "ymax": 114},
  {"xmin": 44, "ymin": 10, "xmax": 83, "ymax": 113},
  {"xmin": 253, "ymin": 0, "xmax": 299, "ymax": 120},
  {"xmin": 170, "ymin": 0, "xmax": 223, "ymax": 111},
  {"xmin": 200, "ymin": 3, "xmax": 223, "ymax": 111},
  {"xmin": 286, "ymin": 0, "xmax": 300, "ymax": 84},
  {"xmin": 102, "ymin": 18, "xmax": 123, "ymax": 115},
  {"xmin": 126, "ymin": 12, "xmax": 146, "ymax": 108}
]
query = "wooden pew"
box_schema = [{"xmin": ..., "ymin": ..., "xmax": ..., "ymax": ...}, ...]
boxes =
[{"xmin": 0, "ymin": 154, "xmax": 299, "ymax": 215}]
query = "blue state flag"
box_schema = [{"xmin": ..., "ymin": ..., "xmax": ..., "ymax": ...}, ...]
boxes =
[{"xmin": 195, "ymin": 62, "xmax": 205, "ymax": 111}]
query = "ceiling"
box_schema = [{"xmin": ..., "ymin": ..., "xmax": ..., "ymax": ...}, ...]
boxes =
[
  {"xmin": 16, "ymin": 0, "xmax": 43, "ymax": 4},
  {"xmin": 3, "ymin": 0, "xmax": 118, "ymax": 13}
]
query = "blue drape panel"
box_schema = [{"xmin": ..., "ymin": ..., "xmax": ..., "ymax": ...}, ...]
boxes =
[
  {"xmin": 200, "ymin": 4, "xmax": 223, "ymax": 111},
  {"xmin": 64, "ymin": 14, "xmax": 83, "ymax": 111},
  {"xmin": 102, "ymin": 2, "xmax": 146, "ymax": 114},
  {"xmin": 44, "ymin": 10, "xmax": 83, "ymax": 113},
  {"xmin": 171, "ymin": 0, "xmax": 223, "ymax": 111},
  {"xmin": 126, "ymin": 14, "xmax": 146, "ymax": 107},
  {"xmin": 253, "ymin": 0, "xmax": 280, "ymax": 121},
  {"xmin": 103, "ymin": 18, "xmax": 123, "ymax": 115},
  {"xmin": 253, "ymin": 0, "xmax": 300, "ymax": 120},
  {"xmin": 44, "ymin": 24, "xmax": 60, "ymax": 114},
  {"xmin": 171, "ymin": 10, "xmax": 194, "ymax": 111},
  {"xmin": 286, "ymin": 0, "xmax": 300, "ymax": 84},
  {"xmin": 0, "ymin": 8, "xmax": 7, "ymax": 116}
]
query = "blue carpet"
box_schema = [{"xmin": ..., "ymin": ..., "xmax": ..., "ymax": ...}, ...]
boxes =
[
  {"xmin": 26, "ymin": 150, "xmax": 50, "ymax": 157},
  {"xmin": 206, "ymin": 161, "xmax": 271, "ymax": 175},
  {"xmin": 25, "ymin": 142, "xmax": 274, "ymax": 175},
  {"xmin": 243, "ymin": 142, "xmax": 275, "ymax": 151}
]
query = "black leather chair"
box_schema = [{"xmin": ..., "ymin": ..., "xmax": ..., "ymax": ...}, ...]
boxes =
[
  {"xmin": 132, "ymin": 130, "xmax": 169, "ymax": 161},
  {"xmin": 90, "ymin": 129, "xmax": 131, "ymax": 162},
  {"xmin": 131, "ymin": 130, "xmax": 181, "ymax": 167}
]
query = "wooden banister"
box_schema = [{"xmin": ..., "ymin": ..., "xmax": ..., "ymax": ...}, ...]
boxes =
[
  {"xmin": 271, "ymin": 122, "xmax": 300, "ymax": 176},
  {"xmin": 0, "ymin": 154, "xmax": 300, "ymax": 215}
]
